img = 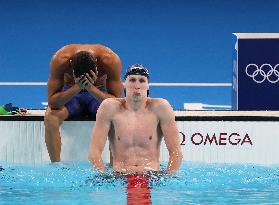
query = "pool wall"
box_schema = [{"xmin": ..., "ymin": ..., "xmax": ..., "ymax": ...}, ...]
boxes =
[{"xmin": 1, "ymin": 110, "xmax": 279, "ymax": 164}]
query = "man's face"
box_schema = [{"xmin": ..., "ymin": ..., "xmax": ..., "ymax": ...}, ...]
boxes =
[{"xmin": 125, "ymin": 75, "xmax": 149, "ymax": 99}]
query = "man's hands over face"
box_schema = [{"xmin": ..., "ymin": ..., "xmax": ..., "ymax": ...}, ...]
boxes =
[{"xmin": 74, "ymin": 69, "xmax": 98, "ymax": 91}]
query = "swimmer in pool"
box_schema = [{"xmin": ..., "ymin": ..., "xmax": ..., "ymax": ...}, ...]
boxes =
[
  {"xmin": 44, "ymin": 44, "xmax": 122, "ymax": 162},
  {"xmin": 88, "ymin": 64, "xmax": 182, "ymax": 174}
]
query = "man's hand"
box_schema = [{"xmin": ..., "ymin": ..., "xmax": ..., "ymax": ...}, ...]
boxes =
[{"xmin": 74, "ymin": 69, "xmax": 98, "ymax": 90}]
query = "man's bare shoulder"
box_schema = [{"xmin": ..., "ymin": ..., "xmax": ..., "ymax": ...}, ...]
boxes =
[
  {"xmin": 147, "ymin": 98, "xmax": 175, "ymax": 122},
  {"xmin": 50, "ymin": 45, "xmax": 75, "ymax": 68},
  {"xmin": 52, "ymin": 44, "xmax": 109, "ymax": 57},
  {"xmin": 50, "ymin": 44, "xmax": 97, "ymax": 71},
  {"xmin": 148, "ymin": 98, "xmax": 174, "ymax": 115},
  {"xmin": 94, "ymin": 44, "xmax": 116, "ymax": 55},
  {"xmin": 97, "ymin": 46, "xmax": 121, "ymax": 68},
  {"xmin": 102, "ymin": 97, "xmax": 124, "ymax": 105},
  {"xmin": 52, "ymin": 44, "xmax": 80, "ymax": 60},
  {"xmin": 99, "ymin": 98, "xmax": 125, "ymax": 112},
  {"xmin": 148, "ymin": 98, "xmax": 172, "ymax": 109}
]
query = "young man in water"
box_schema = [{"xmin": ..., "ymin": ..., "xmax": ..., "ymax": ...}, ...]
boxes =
[
  {"xmin": 88, "ymin": 64, "xmax": 182, "ymax": 174},
  {"xmin": 45, "ymin": 44, "xmax": 122, "ymax": 162}
]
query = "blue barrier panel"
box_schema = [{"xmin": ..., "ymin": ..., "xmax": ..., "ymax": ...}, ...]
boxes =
[{"xmin": 232, "ymin": 33, "xmax": 279, "ymax": 110}]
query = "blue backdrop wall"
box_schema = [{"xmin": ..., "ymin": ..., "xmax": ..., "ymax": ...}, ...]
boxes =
[{"xmin": 0, "ymin": 0, "xmax": 278, "ymax": 109}]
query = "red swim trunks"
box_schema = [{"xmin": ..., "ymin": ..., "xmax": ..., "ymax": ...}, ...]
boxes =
[{"xmin": 126, "ymin": 174, "xmax": 151, "ymax": 205}]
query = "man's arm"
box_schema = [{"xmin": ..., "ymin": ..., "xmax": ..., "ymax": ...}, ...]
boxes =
[
  {"xmin": 157, "ymin": 99, "xmax": 183, "ymax": 174},
  {"xmin": 87, "ymin": 54, "xmax": 122, "ymax": 101},
  {"xmin": 47, "ymin": 56, "xmax": 81, "ymax": 109},
  {"xmin": 88, "ymin": 99, "xmax": 113, "ymax": 172}
]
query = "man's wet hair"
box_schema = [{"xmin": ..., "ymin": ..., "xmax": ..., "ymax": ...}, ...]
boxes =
[{"xmin": 71, "ymin": 51, "xmax": 97, "ymax": 78}]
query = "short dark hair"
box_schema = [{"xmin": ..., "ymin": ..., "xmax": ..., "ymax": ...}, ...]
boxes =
[{"xmin": 71, "ymin": 51, "xmax": 97, "ymax": 78}]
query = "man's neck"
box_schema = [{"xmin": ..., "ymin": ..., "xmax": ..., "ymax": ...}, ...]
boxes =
[{"xmin": 125, "ymin": 97, "xmax": 147, "ymax": 111}]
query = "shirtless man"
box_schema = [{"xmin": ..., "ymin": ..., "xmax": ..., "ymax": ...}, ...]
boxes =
[
  {"xmin": 88, "ymin": 64, "xmax": 182, "ymax": 174},
  {"xmin": 45, "ymin": 44, "xmax": 122, "ymax": 162}
]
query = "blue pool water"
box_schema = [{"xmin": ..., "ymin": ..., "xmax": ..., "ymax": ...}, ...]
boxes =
[{"xmin": 0, "ymin": 161, "xmax": 279, "ymax": 205}]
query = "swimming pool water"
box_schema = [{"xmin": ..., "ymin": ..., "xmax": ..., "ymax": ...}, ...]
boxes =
[{"xmin": 0, "ymin": 161, "xmax": 279, "ymax": 205}]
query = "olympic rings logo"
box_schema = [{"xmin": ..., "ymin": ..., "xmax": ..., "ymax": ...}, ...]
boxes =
[{"xmin": 245, "ymin": 64, "xmax": 279, "ymax": 83}]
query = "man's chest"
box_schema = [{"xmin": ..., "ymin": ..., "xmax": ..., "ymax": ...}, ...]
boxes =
[{"xmin": 112, "ymin": 112, "xmax": 159, "ymax": 137}]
